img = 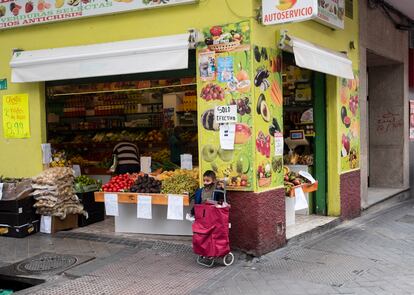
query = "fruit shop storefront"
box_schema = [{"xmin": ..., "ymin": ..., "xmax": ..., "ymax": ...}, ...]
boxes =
[{"xmin": 0, "ymin": 0, "xmax": 361, "ymax": 255}]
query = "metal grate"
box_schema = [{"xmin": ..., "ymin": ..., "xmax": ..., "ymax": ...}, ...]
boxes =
[
  {"xmin": 345, "ymin": 0, "xmax": 354, "ymax": 19},
  {"xmin": 0, "ymin": 252, "xmax": 94, "ymax": 277},
  {"xmin": 16, "ymin": 254, "xmax": 77, "ymax": 273}
]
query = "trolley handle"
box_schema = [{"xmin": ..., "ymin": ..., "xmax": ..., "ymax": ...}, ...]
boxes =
[{"xmin": 214, "ymin": 178, "xmax": 228, "ymax": 205}]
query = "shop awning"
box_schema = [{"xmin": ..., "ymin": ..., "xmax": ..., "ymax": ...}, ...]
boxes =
[
  {"xmin": 279, "ymin": 33, "xmax": 354, "ymax": 80},
  {"xmin": 10, "ymin": 34, "xmax": 190, "ymax": 83}
]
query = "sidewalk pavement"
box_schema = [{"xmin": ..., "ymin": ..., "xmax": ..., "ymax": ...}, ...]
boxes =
[{"xmin": 2, "ymin": 191, "xmax": 413, "ymax": 294}]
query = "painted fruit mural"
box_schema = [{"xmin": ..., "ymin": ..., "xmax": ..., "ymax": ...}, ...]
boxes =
[
  {"xmin": 253, "ymin": 45, "xmax": 284, "ymax": 191},
  {"xmin": 197, "ymin": 21, "xmax": 254, "ymax": 191},
  {"xmin": 339, "ymin": 72, "xmax": 360, "ymax": 172}
]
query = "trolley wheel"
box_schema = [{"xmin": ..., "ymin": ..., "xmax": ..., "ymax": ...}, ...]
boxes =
[
  {"xmin": 197, "ymin": 256, "xmax": 215, "ymax": 268},
  {"xmin": 223, "ymin": 252, "xmax": 234, "ymax": 266}
]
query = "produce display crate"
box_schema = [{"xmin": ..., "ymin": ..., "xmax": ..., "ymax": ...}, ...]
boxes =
[
  {"xmin": 50, "ymin": 214, "xmax": 78, "ymax": 234},
  {"xmin": 78, "ymin": 210, "xmax": 105, "ymax": 227},
  {"xmin": 0, "ymin": 220, "xmax": 40, "ymax": 238},
  {"xmin": 77, "ymin": 191, "xmax": 105, "ymax": 227},
  {"xmin": 94, "ymin": 192, "xmax": 190, "ymax": 206},
  {"xmin": 77, "ymin": 191, "xmax": 104, "ymax": 212},
  {"xmin": 0, "ymin": 211, "xmax": 39, "ymax": 227},
  {"xmin": 287, "ymin": 181, "xmax": 318, "ymax": 198},
  {"xmin": 0, "ymin": 197, "xmax": 35, "ymax": 213}
]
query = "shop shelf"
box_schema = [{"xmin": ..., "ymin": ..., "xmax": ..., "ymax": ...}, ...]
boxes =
[
  {"xmin": 178, "ymin": 124, "xmax": 197, "ymax": 127},
  {"xmin": 50, "ymin": 83, "xmax": 197, "ymax": 97},
  {"xmin": 295, "ymin": 121, "xmax": 314, "ymax": 125},
  {"xmin": 48, "ymin": 127, "xmax": 161, "ymax": 133},
  {"xmin": 60, "ymin": 111, "xmax": 163, "ymax": 119},
  {"xmin": 94, "ymin": 192, "xmax": 190, "ymax": 206},
  {"xmin": 51, "ymin": 141, "xmax": 167, "ymax": 148},
  {"xmin": 175, "ymin": 111, "xmax": 197, "ymax": 114},
  {"xmin": 82, "ymin": 166, "xmax": 112, "ymax": 175}
]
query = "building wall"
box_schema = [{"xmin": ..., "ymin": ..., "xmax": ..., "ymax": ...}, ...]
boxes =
[
  {"xmin": 252, "ymin": 0, "xmax": 360, "ymax": 216},
  {"xmin": 368, "ymin": 64, "xmax": 405, "ymax": 187},
  {"xmin": 359, "ymin": 0, "xmax": 409, "ymax": 207},
  {"xmin": 0, "ymin": 0, "xmax": 254, "ymax": 177},
  {"xmin": 410, "ymin": 88, "xmax": 414, "ymax": 187}
]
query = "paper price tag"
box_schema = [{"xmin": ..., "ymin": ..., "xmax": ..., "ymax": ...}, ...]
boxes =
[
  {"xmin": 274, "ymin": 132, "xmax": 284, "ymax": 156},
  {"xmin": 294, "ymin": 187, "xmax": 308, "ymax": 211},
  {"xmin": 137, "ymin": 195, "xmax": 152, "ymax": 219},
  {"xmin": 299, "ymin": 171, "xmax": 316, "ymax": 184},
  {"xmin": 104, "ymin": 193, "xmax": 119, "ymax": 216},
  {"xmin": 40, "ymin": 215, "xmax": 52, "ymax": 234},
  {"xmin": 140, "ymin": 157, "xmax": 151, "ymax": 174},
  {"xmin": 72, "ymin": 165, "xmax": 81, "ymax": 177},
  {"xmin": 167, "ymin": 194, "xmax": 183, "ymax": 220},
  {"xmin": 181, "ymin": 154, "xmax": 193, "ymax": 170},
  {"xmin": 219, "ymin": 124, "xmax": 236, "ymax": 150},
  {"xmin": 41, "ymin": 143, "xmax": 52, "ymax": 164},
  {"xmin": 215, "ymin": 105, "xmax": 237, "ymax": 124}
]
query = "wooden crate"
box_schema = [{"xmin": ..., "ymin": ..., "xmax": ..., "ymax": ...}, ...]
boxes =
[{"xmin": 288, "ymin": 181, "xmax": 318, "ymax": 198}]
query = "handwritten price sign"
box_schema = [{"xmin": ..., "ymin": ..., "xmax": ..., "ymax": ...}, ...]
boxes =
[
  {"xmin": 2, "ymin": 94, "xmax": 30, "ymax": 139},
  {"xmin": 214, "ymin": 105, "xmax": 237, "ymax": 124}
]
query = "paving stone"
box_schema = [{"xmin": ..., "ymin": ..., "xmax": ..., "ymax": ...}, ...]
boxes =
[{"xmin": 1, "ymin": 193, "xmax": 414, "ymax": 294}]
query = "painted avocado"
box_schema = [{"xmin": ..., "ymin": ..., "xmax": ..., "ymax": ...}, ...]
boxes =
[
  {"xmin": 257, "ymin": 94, "xmax": 265, "ymax": 114},
  {"xmin": 260, "ymin": 100, "xmax": 270, "ymax": 122}
]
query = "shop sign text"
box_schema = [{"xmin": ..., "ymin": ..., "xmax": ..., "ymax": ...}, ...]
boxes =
[
  {"xmin": 0, "ymin": 0, "xmax": 198, "ymax": 30},
  {"xmin": 262, "ymin": 0, "xmax": 345, "ymax": 30}
]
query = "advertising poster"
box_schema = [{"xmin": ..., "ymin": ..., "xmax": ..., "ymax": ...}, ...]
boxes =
[
  {"xmin": 410, "ymin": 101, "xmax": 414, "ymax": 140},
  {"xmin": 197, "ymin": 21, "xmax": 253, "ymax": 191},
  {"xmin": 2, "ymin": 93, "xmax": 31, "ymax": 139},
  {"xmin": 339, "ymin": 72, "xmax": 360, "ymax": 172},
  {"xmin": 316, "ymin": 0, "xmax": 345, "ymax": 29},
  {"xmin": 0, "ymin": 0, "xmax": 197, "ymax": 29},
  {"xmin": 252, "ymin": 46, "xmax": 284, "ymax": 191}
]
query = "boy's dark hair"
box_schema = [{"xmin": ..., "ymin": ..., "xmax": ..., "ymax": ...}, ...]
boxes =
[{"xmin": 203, "ymin": 170, "xmax": 216, "ymax": 180}]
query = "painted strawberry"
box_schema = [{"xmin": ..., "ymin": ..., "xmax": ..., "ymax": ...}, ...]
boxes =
[
  {"xmin": 25, "ymin": 1, "xmax": 33, "ymax": 13},
  {"xmin": 210, "ymin": 26, "xmax": 222, "ymax": 37}
]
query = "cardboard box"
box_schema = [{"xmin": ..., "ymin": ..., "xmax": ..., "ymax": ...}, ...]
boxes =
[{"xmin": 40, "ymin": 214, "xmax": 78, "ymax": 234}]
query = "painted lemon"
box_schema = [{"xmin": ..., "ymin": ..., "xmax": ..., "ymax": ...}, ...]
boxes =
[
  {"xmin": 276, "ymin": 0, "xmax": 297, "ymax": 11},
  {"xmin": 55, "ymin": 0, "xmax": 64, "ymax": 8}
]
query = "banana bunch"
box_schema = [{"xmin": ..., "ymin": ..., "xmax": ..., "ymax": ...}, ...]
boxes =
[{"xmin": 50, "ymin": 151, "xmax": 71, "ymax": 168}]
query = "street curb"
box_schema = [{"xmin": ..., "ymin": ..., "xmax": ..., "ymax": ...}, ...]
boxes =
[{"xmin": 286, "ymin": 217, "xmax": 342, "ymax": 246}]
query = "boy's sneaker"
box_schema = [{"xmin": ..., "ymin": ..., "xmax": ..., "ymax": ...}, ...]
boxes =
[{"xmin": 186, "ymin": 213, "xmax": 195, "ymax": 222}]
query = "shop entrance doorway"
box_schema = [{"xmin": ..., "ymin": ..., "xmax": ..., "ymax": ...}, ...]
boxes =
[
  {"xmin": 365, "ymin": 51, "xmax": 408, "ymax": 208},
  {"xmin": 282, "ymin": 53, "xmax": 335, "ymax": 239},
  {"xmin": 44, "ymin": 51, "xmax": 198, "ymax": 236}
]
